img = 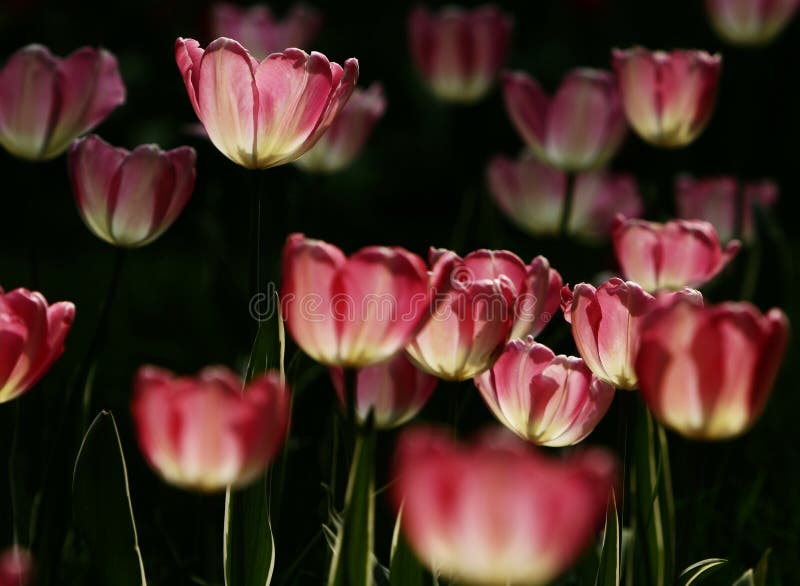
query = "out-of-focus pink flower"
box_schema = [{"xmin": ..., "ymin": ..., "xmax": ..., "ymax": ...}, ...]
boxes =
[
  {"xmin": 391, "ymin": 427, "xmax": 616, "ymax": 585},
  {"xmin": 0, "ymin": 44, "xmax": 125, "ymax": 161},
  {"xmin": 0, "ymin": 546, "xmax": 33, "ymax": 586},
  {"xmin": 281, "ymin": 234, "xmax": 441, "ymax": 368},
  {"xmin": 636, "ymin": 297, "xmax": 789, "ymax": 440},
  {"xmin": 562, "ymin": 278, "xmax": 702, "ymax": 390},
  {"xmin": 175, "ymin": 38, "xmax": 358, "ymax": 169},
  {"xmin": 502, "ymin": 68, "xmax": 626, "ymax": 171},
  {"xmin": 475, "ymin": 337, "xmax": 614, "ymax": 446},
  {"xmin": 706, "ymin": 0, "xmax": 800, "ymax": 46},
  {"xmin": 675, "ymin": 175, "xmax": 779, "ymax": 243},
  {"xmin": 487, "ymin": 154, "xmax": 642, "ymax": 240},
  {"xmin": 329, "ymin": 353, "xmax": 436, "ymax": 429},
  {"xmin": 68, "ymin": 135, "xmax": 196, "ymax": 248},
  {"xmin": 0, "ymin": 288, "xmax": 75, "ymax": 404},
  {"xmin": 409, "ymin": 4, "xmax": 513, "ymax": 103},
  {"xmin": 612, "ymin": 216, "xmax": 740, "ymax": 292},
  {"xmin": 294, "ymin": 83, "xmax": 386, "ymax": 173},
  {"xmin": 131, "ymin": 365, "xmax": 290, "ymax": 491},
  {"xmin": 211, "ymin": 2, "xmax": 322, "ymax": 59},
  {"xmin": 612, "ymin": 47, "xmax": 721, "ymax": 148}
]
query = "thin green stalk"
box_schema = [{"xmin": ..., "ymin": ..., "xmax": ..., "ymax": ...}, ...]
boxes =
[{"xmin": 559, "ymin": 172, "xmax": 576, "ymax": 238}]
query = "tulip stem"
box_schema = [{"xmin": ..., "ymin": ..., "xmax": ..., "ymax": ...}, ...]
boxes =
[
  {"xmin": 343, "ymin": 368, "xmax": 358, "ymax": 446},
  {"xmin": 7, "ymin": 401, "xmax": 21, "ymax": 546},
  {"xmin": 250, "ymin": 171, "xmax": 268, "ymax": 305},
  {"xmin": 559, "ymin": 172, "xmax": 576, "ymax": 238}
]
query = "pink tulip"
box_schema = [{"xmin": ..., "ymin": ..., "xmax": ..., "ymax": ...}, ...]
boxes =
[
  {"xmin": 511, "ymin": 255, "xmax": 562, "ymax": 340},
  {"xmin": 675, "ymin": 175, "xmax": 779, "ymax": 243},
  {"xmin": 0, "ymin": 44, "xmax": 125, "ymax": 161},
  {"xmin": 612, "ymin": 216, "xmax": 741, "ymax": 292},
  {"xmin": 562, "ymin": 278, "xmax": 702, "ymax": 389},
  {"xmin": 329, "ymin": 352, "xmax": 436, "ymax": 429},
  {"xmin": 475, "ymin": 338, "xmax": 614, "ymax": 446},
  {"xmin": 281, "ymin": 234, "xmax": 443, "ymax": 368},
  {"xmin": 175, "ymin": 38, "xmax": 358, "ymax": 169},
  {"xmin": 68, "ymin": 135, "xmax": 196, "ymax": 248},
  {"xmin": 569, "ymin": 172, "xmax": 643, "ymax": 241},
  {"xmin": 636, "ymin": 298, "xmax": 789, "ymax": 440},
  {"xmin": 391, "ymin": 427, "xmax": 616, "ymax": 585},
  {"xmin": 706, "ymin": 0, "xmax": 800, "ymax": 45},
  {"xmin": 0, "ymin": 547, "xmax": 33, "ymax": 586},
  {"xmin": 0, "ymin": 288, "xmax": 75, "ymax": 404},
  {"xmin": 408, "ymin": 4, "xmax": 513, "ymax": 103},
  {"xmin": 131, "ymin": 365, "xmax": 290, "ymax": 491},
  {"xmin": 294, "ymin": 83, "xmax": 386, "ymax": 173},
  {"xmin": 612, "ymin": 47, "xmax": 722, "ymax": 148},
  {"xmin": 211, "ymin": 2, "xmax": 322, "ymax": 59},
  {"xmin": 502, "ymin": 68, "xmax": 626, "ymax": 171}
]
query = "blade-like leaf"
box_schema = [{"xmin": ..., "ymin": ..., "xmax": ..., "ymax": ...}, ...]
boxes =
[
  {"xmin": 596, "ymin": 489, "xmax": 621, "ymax": 586},
  {"xmin": 733, "ymin": 549, "xmax": 770, "ymax": 586},
  {"xmin": 389, "ymin": 506, "xmax": 432, "ymax": 586},
  {"xmin": 72, "ymin": 411, "xmax": 147, "ymax": 586},
  {"xmin": 678, "ymin": 558, "xmax": 727, "ymax": 586}
]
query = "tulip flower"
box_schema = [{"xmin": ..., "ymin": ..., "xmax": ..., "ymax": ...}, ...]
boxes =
[
  {"xmin": 636, "ymin": 298, "xmax": 789, "ymax": 440},
  {"xmin": 502, "ymin": 68, "xmax": 626, "ymax": 171},
  {"xmin": 562, "ymin": 278, "xmax": 702, "ymax": 390},
  {"xmin": 392, "ymin": 427, "xmax": 616, "ymax": 585},
  {"xmin": 329, "ymin": 352, "xmax": 436, "ymax": 429},
  {"xmin": 511, "ymin": 255, "xmax": 562, "ymax": 340},
  {"xmin": 294, "ymin": 83, "xmax": 386, "ymax": 173},
  {"xmin": 612, "ymin": 216, "xmax": 741, "ymax": 292},
  {"xmin": 475, "ymin": 338, "xmax": 615, "ymax": 446},
  {"xmin": 408, "ymin": 5, "xmax": 513, "ymax": 103},
  {"xmin": 612, "ymin": 47, "xmax": 722, "ymax": 148},
  {"xmin": 68, "ymin": 135, "xmax": 196, "ymax": 248},
  {"xmin": 487, "ymin": 154, "xmax": 642, "ymax": 239},
  {"xmin": 281, "ymin": 234, "xmax": 444, "ymax": 369},
  {"xmin": 0, "ymin": 44, "xmax": 125, "ymax": 161},
  {"xmin": 0, "ymin": 288, "xmax": 75, "ymax": 404},
  {"xmin": 131, "ymin": 365, "xmax": 290, "ymax": 491},
  {"xmin": 211, "ymin": 2, "xmax": 322, "ymax": 59},
  {"xmin": 175, "ymin": 38, "xmax": 358, "ymax": 169},
  {"xmin": 706, "ymin": 0, "xmax": 800, "ymax": 46},
  {"xmin": 0, "ymin": 546, "xmax": 33, "ymax": 586},
  {"xmin": 675, "ymin": 175, "xmax": 779, "ymax": 243}
]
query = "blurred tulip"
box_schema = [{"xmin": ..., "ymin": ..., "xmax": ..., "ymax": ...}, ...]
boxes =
[
  {"xmin": 294, "ymin": 83, "xmax": 386, "ymax": 173},
  {"xmin": 569, "ymin": 172, "xmax": 643, "ymax": 240},
  {"xmin": 68, "ymin": 135, "xmax": 196, "ymax": 248},
  {"xmin": 475, "ymin": 337, "xmax": 615, "ymax": 446},
  {"xmin": 636, "ymin": 298, "xmax": 789, "ymax": 440},
  {"xmin": 329, "ymin": 352, "xmax": 436, "ymax": 429},
  {"xmin": 408, "ymin": 4, "xmax": 513, "ymax": 103},
  {"xmin": 612, "ymin": 47, "xmax": 721, "ymax": 148},
  {"xmin": 131, "ymin": 365, "xmax": 290, "ymax": 491},
  {"xmin": 562, "ymin": 278, "xmax": 702, "ymax": 389},
  {"xmin": 281, "ymin": 234, "xmax": 443, "ymax": 368},
  {"xmin": 0, "ymin": 288, "xmax": 75, "ymax": 404},
  {"xmin": 612, "ymin": 216, "xmax": 740, "ymax": 292},
  {"xmin": 0, "ymin": 546, "xmax": 33, "ymax": 586},
  {"xmin": 0, "ymin": 44, "xmax": 125, "ymax": 161},
  {"xmin": 175, "ymin": 38, "xmax": 358, "ymax": 169},
  {"xmin": 502, "ymin": 68, "xmax": 626, "ymax": 171},
  {"xmin": 211, "ymin": 2, "xmax": 322, "ymax": 59},
  {"xmin": 675, "ymin": 175, "xmax": 779, "ymax": 243},
  {"xmin": 391, "ymin": 427, "xmax": 616, "ymax": 585},
  {"xmin": 706, "ymin": 0, "xmax": 799, "ymax": 46}
]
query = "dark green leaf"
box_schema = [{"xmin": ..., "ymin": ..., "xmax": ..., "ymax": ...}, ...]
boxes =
[
  {"xmin": 733, "ymin": 549, "xmax": 770, "ymax": 586},
  {"xmin": 677, "ymin": 558, "xmax": 727, "ymax": 586},
  {"xmin": 389, "ymin": 507, "xmax": 432, "ymax": 586},
  {"xmin": 595, "ymin": 489, "xmax": 621, "ymax": 586}
]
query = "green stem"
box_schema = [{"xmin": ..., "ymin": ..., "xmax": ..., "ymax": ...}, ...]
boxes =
[
  {"xmin": 7, "ymin": 401, "xmax": 20, "ymax": 545},
  {"xmin": 558, "ymin": 172, "xmax": 576, "ymax": 238}
]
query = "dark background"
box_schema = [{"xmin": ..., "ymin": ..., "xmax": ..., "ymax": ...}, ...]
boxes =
[{"xmin": 0, "ymin": 0, "xmax": 798, "ymax": 584}]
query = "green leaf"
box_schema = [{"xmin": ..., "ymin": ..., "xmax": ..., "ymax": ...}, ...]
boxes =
[
  {"xmin": 389, "ymin": 507, "xmax": 431, "ymax": 586},
  {"xmin": 732, "ymin": 549, "xmax": 770, "ymax": 586},
  {"xmin": 677, "ymin": 558, "xmax": 727, "ymax": 586},
  {"xmin": 327, "ymin": 430, "xmax": 376, "ymax": 586},
  {"xmin": 72, "ymin": 411, "xmax": 147, "ymax": 586},
  {"xmin": 595, "ymin": 489, "xmax": 621, "ymax": 586}
]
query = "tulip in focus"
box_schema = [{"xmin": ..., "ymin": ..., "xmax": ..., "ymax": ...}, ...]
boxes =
[
  {"xmin": 329, "ymin": 352, "xmax": 436, "ymax": 429},
  {"xmin": 131, "ymin": 366, "xmax": 290, "ymax": 491},
  {"xmin": 706, "ymin": 0, "xmax": 800, "ymax": 46},
  {"xmin": 636, "ymin": 297, "xmax": 789, "ymax": 440},
  {"xmin": 68, "ymin": 135, "xmax": 196, "ymax": 248},
  {"xmin": 392, "ymin": 427, "xmax": 616, "ymax": 585},
  {"xmin": 408, "ymin": 5, "xmax": 513, "ymax": 103},
  {"xmin": 475, "ymin": 338, "xmax": 615, "ymax": 446},
  {"xmin": 562, "ymin": 278, "xmax": 702, "ymax": 390},
  {"xmin": 612, "ymin": 216, "xmax": 740, "ymax": 292},
  {"xmin": 502, "ymin": 68, "xmax": 626, "ymax": 171},
  {"xmin": 675, "ymin": 175, "xmax": 779, "ymax": 243},
  {"xmin": 0, "ymin": 288, "xmax": 75, "ymax": 404},
  {"xmin": 294, "ymin": 83, "xmax": 386, "ymax": 173},
  {"xmin": 175, "ymin": 38, "xmax": 358, "ymax": 169},
  {"xmin": 0, "ymin": 44, "xmax": 125, "ymax": 161},
  {"xmin": 612, "ymin": 48, "xmax": 721, "ymax": 148},
  {"xmin": 0, "ymin": 546, "xmax": 33, "ymax": 586},
  {"xmin": 211, "ymin": 2, "xmax": 322, "ymax": 59}
]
